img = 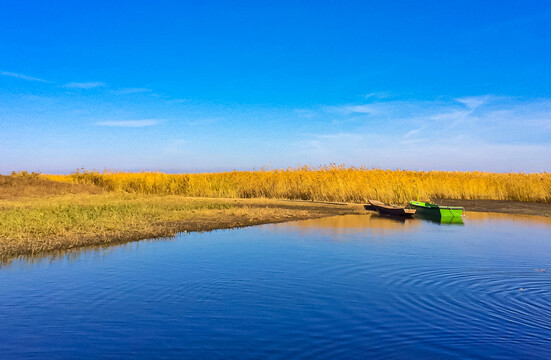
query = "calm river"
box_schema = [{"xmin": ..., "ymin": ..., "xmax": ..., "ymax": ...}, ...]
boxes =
[{"xmin": 1, "ymin": 212, "xmax": 550, "ymax": 359}]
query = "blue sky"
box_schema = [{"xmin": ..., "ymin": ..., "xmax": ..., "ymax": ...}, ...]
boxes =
[{"xmin": 1, "ymin": 0, "xmax": 550, "ymax": 173}]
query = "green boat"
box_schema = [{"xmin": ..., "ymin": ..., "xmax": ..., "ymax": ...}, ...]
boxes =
[
  {"xmin": 421, "ymin": 214, "xmax": 465, "ymax": 225},
  {"xmin": 409, "ymin": 201, "xmax": 464, "ymax": 219}
]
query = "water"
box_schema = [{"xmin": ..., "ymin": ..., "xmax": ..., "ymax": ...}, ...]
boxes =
[{"xmin": 1, "ymin": 212, "xmax": 550, "ymax": 359}]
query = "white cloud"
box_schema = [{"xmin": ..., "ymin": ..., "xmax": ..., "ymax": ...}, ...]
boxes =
[
  {"xmin": 403, "ymin": 127, "xmax": 423, "ymax": 138},
  {"xmin": 112, "ymin": 88, "xmax": 152, "ymax": 95},
  {"xmin": 429, "ymin": 110, "xmax": 470, "ymax": 121},
  {"xmin": 456, "ymin": 96, "xmax": 489, "ymax": 109},
  {"xmin": 365, "ymin": 91, "xmax": 392, "ymax": 99},
  {"xmin": 346, "ymin": 105, "xmax": 380, "ymax": 114},
  {"xmin": 1, "ymin": 71, "xmax": 49, "ymax": 82},
  {"xmin": 95, "ymin": 119, "xmax": 161, "ymax": 127},
  {"xmin": 289, "ymin": 95, "xmax": 551, "ymax": 171},
  {"xmin": 64, "ymin": 82, "xmax": 106, "ymax": 89},
  {"xmin": 321, "ymin": 95, "xmax": 551, "ymax": 139},
  {"xmin": 324, "ymin": 104, "xmax": 381, "ymax": 115},
  {"xmin": 292, "ymin": 129, "xmax": 551, "ymax": 172},
  {"xmin": 316, "ymin": 132, "xmax": 361, "ymax": 140}
]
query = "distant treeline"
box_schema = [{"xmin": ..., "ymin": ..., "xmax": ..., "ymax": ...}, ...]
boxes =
[{"xmin": 40, "ymin": 166, "xmax": 551, "ymax": 204}]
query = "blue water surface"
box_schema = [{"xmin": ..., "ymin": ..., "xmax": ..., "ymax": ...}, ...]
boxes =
[{"xmin": 1, "ymin": 213, "xmax": 550, "ymax": 359}]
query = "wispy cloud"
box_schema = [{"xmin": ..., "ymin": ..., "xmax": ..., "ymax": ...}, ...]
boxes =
[
  {"xmin": 365, "ymin": 91, "xmax": 392, "ymax": 100},
  {"xmin": 324, "ymin": 104, "xmax": 381, "ymax": 115},
  {"xmin": 289, "ymin": 95, "xmax": 551, "ymax": 171},
  {"xmin": 320, "ymin": 95, "xmax": 551, "ymax": 137},
  {"xmin": 293, "ymin": 130, "xmax": 551, "ymax": 172},
  {"xmin": 1, "ymin": 71, "xmax": 49, "ymax": 82},
  {"xmin": 111, "ymin": 87, "xmax": 152, "ymax": 95},
  {"xmin": 64, "ymin": 82, "xmax": 106, "ymax": 89},
  {"xmin": 456, "ymin": 95, "xmax": 489, "ymax": 110},
  {"xmin": 403, "ymin": 127, "xmax": 423, "ymax": 138},
  {"xmin": 315, "ymin": 132, "xmax": 361, "ymax": 141},
  {"xmin": 95, "ymin": 119, "xmax": 161, "ymax": 127}
]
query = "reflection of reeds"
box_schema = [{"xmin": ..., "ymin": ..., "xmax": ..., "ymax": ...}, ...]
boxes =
[
  {"xmin": 0, "ymin": 237, "xmax": 176, "ymax": 269},
  {"xmin": 465, "ymin": 211, "xmax": 551, "ymax": 228},
  {"xmin": 46, "ymin": 166, "xmax": 551, "ymax": 204},
  {"xmin": 280, "ymin": 214, "xmax": 421, "ymax": 239}
]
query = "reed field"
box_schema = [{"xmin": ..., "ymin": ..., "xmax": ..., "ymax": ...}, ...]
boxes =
[
  {"xmin": 46, "ymin": 166, "xmax": 551, "ymax": 204},
  {"xmin": 1, "ymin": 171, "xmax": 103, "ymax": 199},
  {"xmin": 0, "ymin": 172, "xmax": 363, "ymax": 258},
  {"xmin": 2, "ymin": 167, "xmax": 550, "ymax": 258}
]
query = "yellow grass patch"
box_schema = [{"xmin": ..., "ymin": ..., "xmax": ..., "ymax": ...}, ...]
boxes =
[
  {"xmin": 45, "ymin": 166, "xmax": 551, "ymax": 204},
  {"xmin": 0, "ymin": 176, "xmax": 364, "ymax": 258}
]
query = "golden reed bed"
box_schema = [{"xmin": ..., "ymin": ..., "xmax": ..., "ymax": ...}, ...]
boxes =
[
  {"xmin": 2, "ymin": 168, "xmax": 549, "ymax": 258},
  {"xmin": 0, "ymin": 172, "xmax": 364, "ymax": 258},
  {"xmin": 45, "ymin": 166, "xmax": 551, "ymax": 204}
]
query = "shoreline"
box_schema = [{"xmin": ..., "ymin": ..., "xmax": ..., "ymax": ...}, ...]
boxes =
[
  {"xmin": 0, "ymin": 196, "xmax": 366, "ymax": 260},
  {"xmin": 1, "ymin": 194, "xmax": 550, "ymax": 261},
  {"xmin": 434, "ymin": 199, "xmax": 551, "ymax": 217}
]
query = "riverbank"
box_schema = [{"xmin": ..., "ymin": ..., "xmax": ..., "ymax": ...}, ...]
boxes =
[
  {"xmin": 435, "ymin": 199, "xmax": 551, "ymax": 217},
  {"xmin": 2, "ymin": 173, "xmax": 550, "ymax": 259},
  {"xmin": 0, "ymin": 193, "xmax": 365, "ymax": 259},
  {"xmin": 3, "ymin": 194, "xmax": 550, "ymax": 260}
]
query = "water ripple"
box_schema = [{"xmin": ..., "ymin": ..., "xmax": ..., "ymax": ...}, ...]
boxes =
[{"xmin": 1, "ymin": 214, "xmax": 551, "ymax": 359}]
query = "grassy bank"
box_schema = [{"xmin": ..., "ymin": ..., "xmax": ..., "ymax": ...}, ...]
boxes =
[
  {"xmin": 45, "ymin": 166, "xmax": 551, "ymax": 204},
  {"xmin": 0, "ymin": 174, "xmax": 363, "ymax": 258},
  {"xmin": 2, "ymin": 168, "xmax": 551, "ymax": 258}
]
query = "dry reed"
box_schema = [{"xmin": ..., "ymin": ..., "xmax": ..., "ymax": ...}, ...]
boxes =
[{"xmin": 45, "ymin": 166, "xmax": 551, "ymax": 204}]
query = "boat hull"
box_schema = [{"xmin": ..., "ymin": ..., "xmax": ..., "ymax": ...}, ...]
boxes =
[
  {"xmin": 409, "ymin": 201, "xmax": 464, "ymax": 219},
  {"xmin": 368, "ymin": 200, "xmax": 416, "ymax": 217}
]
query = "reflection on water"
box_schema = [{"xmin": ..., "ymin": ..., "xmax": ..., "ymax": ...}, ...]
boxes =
[
  {"xmin": 466, "ymin": 211, "xmax": 551, "ymax": 227},
  {"xmin": 414, "ymin": 213, "xmax": 465, "ymax": 225},
  {"xmin": 276, "ymin": 214, "xmax": 421, "ymax": 238},
  {"xmin": 0, "ymin": 236, "xmax": 178, "ymax": 270},
  {"xmin": 6, "ymin": 212, "xmax": 550, "ymax": 269},
  {"xmin": 1, "ymin": 213, "xmax": 551, "ymax": 359}
]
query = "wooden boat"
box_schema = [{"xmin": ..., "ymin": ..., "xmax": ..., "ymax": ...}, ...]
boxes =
[
  {"xmin": 409, "ymin": 201, "xmax": 464, "ymax": 219},
  {"xmin": 367, "ymin": 200, "xmax": 416, "ymax": 217}
]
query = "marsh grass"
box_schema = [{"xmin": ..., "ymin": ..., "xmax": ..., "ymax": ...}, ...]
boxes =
[
  {"xmin": 0, "ymin": 193, "xmax": 232, "ymax": 255},
  {"xmin": 47, "ymin": 166, "xmax": 551, "ymax": 204},
  {"xmin": 2, "ymin": 167, "xmax": 550, "ymax": 258},
  {"xmin": 1, "ymin": 171, "xmax": 102, "ymax": 200},
  {"xmin": 0, "ymin": 176, "xmax": 363, "ymax": 258}
]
